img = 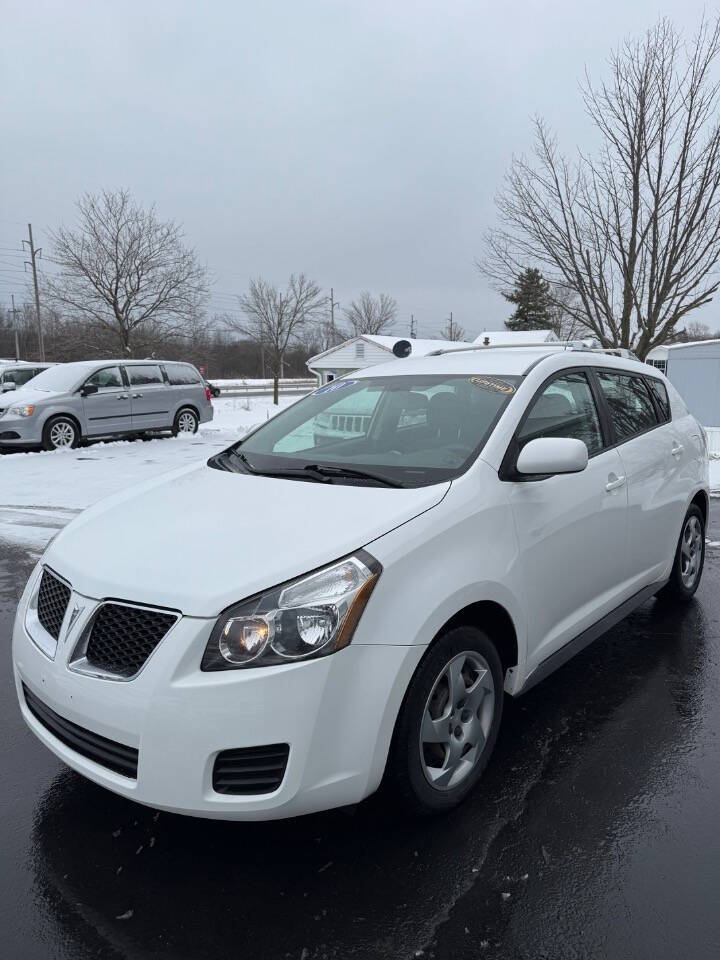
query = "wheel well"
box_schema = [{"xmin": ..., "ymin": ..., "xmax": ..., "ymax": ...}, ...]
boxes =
[
  {"xmin": 691, "ymin": 489, "xmax": 708, "ymax": 526},
  {"xmin": 176, "ymin": 404, "xmax": 199, "ymax": 420},
  {"xmin": 44, "ymin": 412, "xmax": 82, "ymax": 439},
  {"xmin": 439, "ymin": 601, "xmax": 518, "ymax": 673}
]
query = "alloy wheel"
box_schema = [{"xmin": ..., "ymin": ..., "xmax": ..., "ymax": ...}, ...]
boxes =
[
  {"xmin": 177, "ymin": 412, "xmax": 197, "ymax": 433},
  {"xmin": 49, "ymin": 421, "xmax": 76, "ymax": 448},
  {"xmin": 680, "ymin": 515, "xmax": 703, "ymax": 588},
  {"xmin": 419, "ymin": 650, "xmax": 495, "ymax": 791}
]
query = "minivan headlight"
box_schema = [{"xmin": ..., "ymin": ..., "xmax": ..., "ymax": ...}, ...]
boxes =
[
  {"xmin": 9, "ymin": 404, "xmax": 35, "ymax": 417},
  {"xmin": 201, "ymin": 551, "xmax": 382, "ymax": 671}
]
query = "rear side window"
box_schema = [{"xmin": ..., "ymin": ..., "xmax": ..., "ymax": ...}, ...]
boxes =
[
  {"xmin": 84, "ymin": 366, "xmax": 123, "ymax": 390},
  {"xmin": 518, "ymin": 371, "xmax": 604, "ymax": 456},
  {"xmin": 164, "ymin": 363, "xmax": 202, "ymax": 386},
  {"xmin": 646, "ymin": 378, "xmax": 671, "ymax": 423},
  {"xmin": 128, "ymin": 365, "xmax": 164, "ymax": 386},
  {"xmin": 596, "ymin": 371, "xmax": 658, "ymax": 441}
]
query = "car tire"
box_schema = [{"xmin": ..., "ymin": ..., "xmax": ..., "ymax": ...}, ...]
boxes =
[
  {"xmin": 386, "ymin": 625, "xmax": 504, "ymax": 815},
  {"xmin": 172, "ymin": 408, "xmax": 199, "ymax": 436},
  {"xmin": 657, "ymin": 504, "xmax": 705, "ymax": 602},
  {"xmin": 42, "ymin": 415, "xmax": 79, "ymax": 451}
]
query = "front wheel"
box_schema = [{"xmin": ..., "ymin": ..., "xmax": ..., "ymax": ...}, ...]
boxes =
[
  {"xmin": 172, "ymin": 408, "xmax": 199, "ymax": 436},
  {"xmin": 658, "ymin": 504, "xmax": 705, "ymax": 601},
  {"xmin": 386, "ymin": 626, "xmax": 504, "ymax": 815},
  {"xmin": 42, "ymin": 415, "xmax": 79, "ymax": 451}
]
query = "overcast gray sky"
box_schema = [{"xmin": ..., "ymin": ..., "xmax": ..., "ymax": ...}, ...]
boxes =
[{"xmin": 1, "ymin": 0, "xmax": 714, "ymax": 340}]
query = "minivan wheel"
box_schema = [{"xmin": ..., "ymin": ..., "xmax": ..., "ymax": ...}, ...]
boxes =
[
  {"xmin": 387, "ymin": 626, "xmax": 503, "ymax": 815},
  {"xmin": 42, "ymin": 416, "xmax": 79, "ymax": 451},
  {"xmin": 172, "ymin": 408, "xmax": 199, "ymax": 436},
  {"xmin": 658, "ymin": 504, "xmax": 705, "ymax": 601}
]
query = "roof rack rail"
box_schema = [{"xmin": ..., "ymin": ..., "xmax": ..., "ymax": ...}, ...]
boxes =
[{"xmin": 426, "ymin": 340, "xmax": 639, "ymax": 360}]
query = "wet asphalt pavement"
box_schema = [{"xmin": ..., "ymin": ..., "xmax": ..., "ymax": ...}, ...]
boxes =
[{"xmin": 2, "ymin": 510, "xmax": 720, "ymax": 960}]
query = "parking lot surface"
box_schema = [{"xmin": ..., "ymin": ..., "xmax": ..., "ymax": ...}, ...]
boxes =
[{"xmin": 1, "ymin": 508, "xmax": 720, "ymax": 959}]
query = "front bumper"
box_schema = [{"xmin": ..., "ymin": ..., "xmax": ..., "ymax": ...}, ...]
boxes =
[
  {"xmin": 0, "ymin": 414, "xmax": 43, "ymax": 446},
  {"xmin": 12, "ymin": 567, "xmax": 422, "ymax": 819}
]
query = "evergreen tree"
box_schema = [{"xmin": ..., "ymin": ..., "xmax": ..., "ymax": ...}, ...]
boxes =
[{"xmin": 503, "ymin": 267, "xmax": 552, "ymax": 331}]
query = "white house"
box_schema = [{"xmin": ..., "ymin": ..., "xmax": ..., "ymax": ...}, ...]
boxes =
[
  {"xmin": 306, "ymin": 335, "xmax": 468, "ymax": 384},
  {"xmin": 646, "ymin": 339, "xmax": 720, "ymax": 427},
  {"xmin": 306, "ymin": 330, "xmax": 559, "ymax": 384}
]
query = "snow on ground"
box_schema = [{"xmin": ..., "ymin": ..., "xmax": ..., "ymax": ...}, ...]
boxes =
[{"xmin": 0, "ymin": 396, "xmax": 299, "ymax": 552}]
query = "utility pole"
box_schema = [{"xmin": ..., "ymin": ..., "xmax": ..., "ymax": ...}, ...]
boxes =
[
  {"xmin": 22, "ymin": 223, "xmax": 45, "ymax": 361},
  {"xmin": 409, "ymin": 314, "xmax": 416, "ymax": 338},
  {"xmin": 329, "ymin": 287, "xmax": 340, "ymax": 344},
  {"xmin": 10, "ymin": 294, "xmax": 20, "ymax": 360},
  {"xmin": 448, "ymin": 311, "xmax": 454, "ymax": 341}
]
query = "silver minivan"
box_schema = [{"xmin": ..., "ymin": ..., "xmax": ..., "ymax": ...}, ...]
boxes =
[{"xmin": 0, "ymin": 359, "xmax": 213, "ymax": 451}]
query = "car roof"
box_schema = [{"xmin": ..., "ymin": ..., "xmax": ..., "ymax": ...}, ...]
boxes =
[
  {"xmin": 349, "ymin": 345, "xmax": 653, "ymax": 379},
  {"xmin": 42, "ymin": 359, "xmax": 196, "ymax": 375}
]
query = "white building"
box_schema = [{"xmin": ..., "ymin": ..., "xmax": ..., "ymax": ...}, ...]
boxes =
[
  {"xmin": 306, "ymin": 335, "xmax": 467, "ymax": 385},
  {"xmin": 646, "ymin": 339, "xmax": 720, "ymax": 427},
  {"xmin": 306, "ymin": 329, "xmax": 559, "ymax": 384}
]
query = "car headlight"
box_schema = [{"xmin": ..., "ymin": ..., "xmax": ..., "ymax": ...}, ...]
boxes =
[
  {"xmin": 201, "ymin": 551, "xmax": 382, "ymax": 671},
  {"xmin": 9, "ymin": 404, "xmax": 35, "ymax": 417}
]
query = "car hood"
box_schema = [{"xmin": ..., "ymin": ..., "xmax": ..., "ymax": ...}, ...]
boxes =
[
  {"xmin": 0, "ymin": 387, "xmax": 60, "ymax": 409},
  {"xmin": 45, "ymin": 462, "xmax": 450, "ymax": 617}
]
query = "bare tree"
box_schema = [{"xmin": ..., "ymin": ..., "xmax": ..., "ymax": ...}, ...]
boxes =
[
  {"xmin": 343, "ymin": 291, "xmax": 397, "ymax": 336},
  {"xmin": 228, "ymin": 274, "xmax": 325, "ymax": 403},
  {"xmin": 480, "ymin": 17, "xmax": 720, "ymax": 359},
  {"xmin": 46, "ymin": 189, "xmax": 208, "ymax": 356},
  {"xmin": 437, "ymin": 317, "xmax": 466, "ymax": 341}
]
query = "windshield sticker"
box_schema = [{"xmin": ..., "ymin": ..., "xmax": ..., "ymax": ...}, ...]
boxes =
[
  {"xmin": 314, "ymin": 379, "xmax": 358, "ymax": 395},
  {"xmin": 468, "ymin": 376, "xmax": 516, "ymax": 395}
]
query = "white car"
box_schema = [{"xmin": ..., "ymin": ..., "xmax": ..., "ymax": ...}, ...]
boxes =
[{"xmin": 12, "ymin": 342, "xmax": 708, "ymax": 819}]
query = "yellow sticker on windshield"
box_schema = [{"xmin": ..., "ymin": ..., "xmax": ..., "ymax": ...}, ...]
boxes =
[{"xmin": 468, "ymin": 376, "xmax": 516, "ymax": 395}]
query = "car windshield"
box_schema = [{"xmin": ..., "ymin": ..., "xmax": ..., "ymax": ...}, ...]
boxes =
[
  {"xmin": 211, "ymin": 373, "xmax": 520, "ymax": 487},
  {"xmin": 23, "ymin": 364, "xmax": 83, "ymax": 393}
]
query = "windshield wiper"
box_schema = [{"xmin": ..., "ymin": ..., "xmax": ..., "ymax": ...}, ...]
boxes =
[{"xmin": 301, "ymin": 464, "xmax": 404, "ymax": 488}]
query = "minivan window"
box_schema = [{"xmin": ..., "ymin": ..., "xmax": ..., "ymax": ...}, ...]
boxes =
[
  {"xmin": 164, "ymin": 363, "xmax": 202, "ymax": 386},
  {"xmin": 518, "ymin": 371, "xmax": 604, "ymax": 456},
  {"xmin": 597, "ymin": 371, "xmax": 658, "ymax": 442},
  {"xmin": 84, "ymin": 366, "xmax": 123, "ymax": 391},
  {"xmin": 646, "ymin": 377, "xmax": 671, "ymax": 423},
  {"xmin": 216, "ymin": 374, "xmax": 520, "ymax": 487},
  {"xmin": 2, "ymin": 367, "xmax": 41, "ymax": 387},
  {"xmin": 128, "ymin": 365, "xmax": 163, "ymax": 386}
]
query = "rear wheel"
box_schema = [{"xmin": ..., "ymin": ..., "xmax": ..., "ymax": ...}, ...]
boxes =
[
  {"xmin": 172, "ymin": 407, "xmax": 199, "ymax": 436},
  {"xmin": 387, "ymin": 626, "xmax": 504, "ymax": 815},
  {"xmin": 42, "ymin": 416, "xmax": 79, "ymax": 451},
  {"xmin": 658, "ymin": 504, "xmax": 705, "ymax": 601}
]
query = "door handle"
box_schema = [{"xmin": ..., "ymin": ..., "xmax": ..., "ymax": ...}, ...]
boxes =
[
  {"xmin": 132, "ymin": 393, "xmax": 143, "ymax": 399},
  {"xmin": 606, "ymin": 474, "xmax": 626, "ymax": 492},
  {"xmin": 671, "ymin": 443, "xmax": 684, "ymax": 458}
]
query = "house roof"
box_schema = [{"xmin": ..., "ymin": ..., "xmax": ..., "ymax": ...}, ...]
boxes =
[
  {"xmin": 306, "ymin": 334, "xmax": 468, "ymax": 366},
  {"xmin": 471, "ymin": 329, "xmax": 558, "ymax": 345}
]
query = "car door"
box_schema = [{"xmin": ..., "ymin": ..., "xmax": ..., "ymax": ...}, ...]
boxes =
[
  {"xmin": 504, "ymin": 369, "xmax": 629, "ymax": 671},
  {"xmin": 594, "ymin": 369, "xmax": 686, "ymax": 590},
  {"xmin": 81, "ymin": 365, "xmax": 132, "ymax": 436},
  {"xmin": 125, "ymin": 364, "xmax": 172, "ymax": 431}
]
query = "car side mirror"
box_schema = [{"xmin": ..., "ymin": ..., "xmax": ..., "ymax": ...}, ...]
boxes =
[
  {"xmin": 80, "ymin": 384, "xmax": 98, "ymax": 397},
  {"xmin": 1, "ymin": 381, "xmax": 16, "ymax": 392},
  {"xmin": 515, "ymin": 437, "xmax": 588, "ymax": 477}
]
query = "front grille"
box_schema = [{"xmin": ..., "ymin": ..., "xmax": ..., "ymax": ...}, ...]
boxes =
[
  {"xmin": 83, "ymin": 603, "xmax": 177, "ymax": 678},
  {"xmin": 213, "ymin": 744, "xmax": 290, "ymax": 795},
  {"xmin": 22, "ymin": 683, "xmax": 138, "ymax": 778},
  {"xmin": 37, "ymin": 569, "xmax": 71, "ymax": 640}
]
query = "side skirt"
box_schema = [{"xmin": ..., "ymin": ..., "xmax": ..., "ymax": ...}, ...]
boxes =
[{"xmin": 519, "ymin": 580, "xmax": 668, "ymax": 695}]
